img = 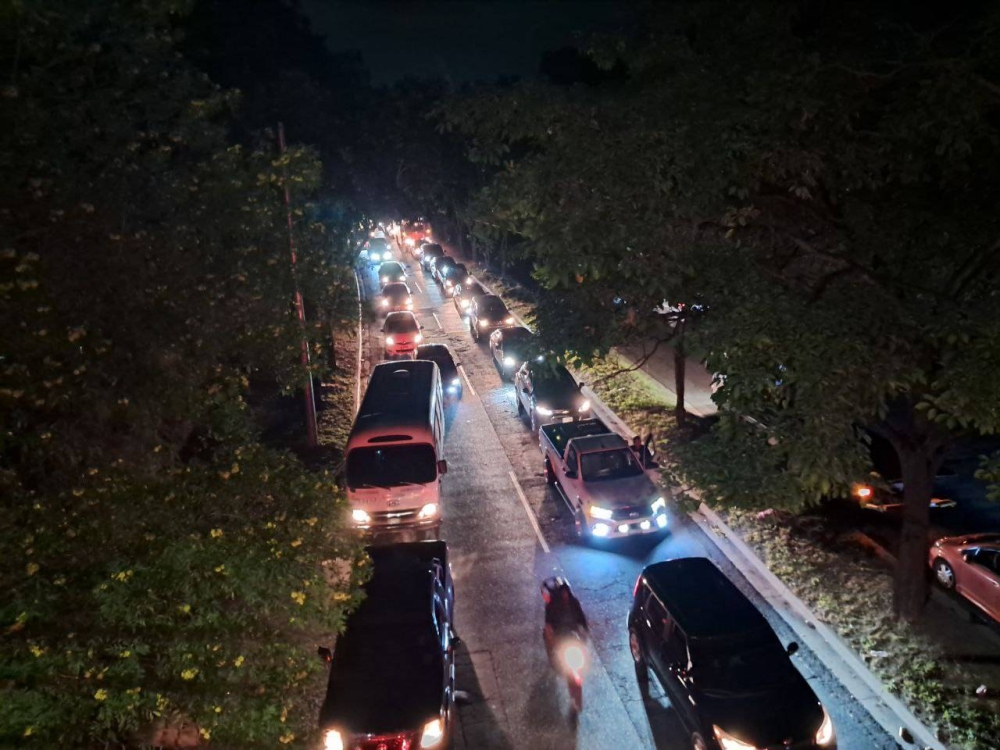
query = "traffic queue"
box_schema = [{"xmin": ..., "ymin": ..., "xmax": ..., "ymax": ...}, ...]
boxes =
[{"xmin": 317, "ymin": 225, "xmax": 838, "ymax": 750}]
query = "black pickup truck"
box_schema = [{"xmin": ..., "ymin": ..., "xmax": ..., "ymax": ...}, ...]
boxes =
[{"xmin": 319, "ymin": 542, "xmax": 456, "ymax": 750}]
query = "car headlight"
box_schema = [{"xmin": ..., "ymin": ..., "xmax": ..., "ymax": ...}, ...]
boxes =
[
  {"xmin": 651, "ymin": 496, "xmax": 666, "ymax": 514},
  {"xmin": 460, "ymin": 299, "xmax": 470, "ymax": 309},
  {"xmin": 504, "ymin": 356, "xmax": 515, "ymax": 367},
  {"xmin": 324, "ymin": 729, "xmax": 345, "ymax": 750},
  {"xmin": 385, "ymin": 336, "xmax": 395, "ymax": 346},
  {"xmin": 418, "ymin": 503, "xmax": 438, "ymax": 519},
  {"xmin": 504, "ymin": 316, "xmax": 514, "ymax": 324},
  {"xmin": 452, "ymin": 378, "xmax": 461, "ymax": 386},
  {"xmin": 405, "ymin": 299, "xmax": 413, "ymax": 308},
  {"xmin": 351, "ymin": 509, "xmax": 370, "ymax": 525},
  {"xmin": 419, "ymin": 718, "xmax": 444, "ymax": 748},
  {"xmin": 447, "ymin": 385, "xmax": 457, "ymax": 393},
  {"xmin": 589, "ymin": 505, "xmax": 614, "ymax": 520},
  {"xmin": 713, "ymin": 725, "xmax": 757, "ymax": 750},
  {"xmin": 815, "ymin": 708, "xmax": 835, "ymax": 747},
  {"xmin": 405, "ymin": 237, "xmax": 415, "ymax": 246},
  {"xmin": 479, "ymin": 320, "xmax": 489, "ymax": 328},
  {"xmin": 536, "ymin": 406, "xmax": 553, "ymax": 416},
  {"xmin": 414, "ymin": 334, "xmax": 423, "ymax": 343},
  {"xmin": 578, "ymin": 400, "xmax": 591, "ymax": 412},
  {"xmin": 465, "ymin": 277, "xmax": 474, "ymax": 285},
  {"xmin": 381, "ymin": 276, "xmax": 389, "ymax": 283},
  {"xmin": 381, "ymin": 299, "xmax": 389, "ymax": 307}
]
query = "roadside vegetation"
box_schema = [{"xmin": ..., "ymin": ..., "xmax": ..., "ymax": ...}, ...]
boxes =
[{"xmin": 1, "ymin": 2, "xmax": 365, "ymax": 747}]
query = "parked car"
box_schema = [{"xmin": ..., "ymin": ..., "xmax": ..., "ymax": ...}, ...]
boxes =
[
  {"xmin": 468, "ymin": 294, "xmax": 515, "ymax": 342},
  {"xmin": 514, "ymin": 361, "xmax": 590, "ymax": 431},
  {"xmin": 489, "ymin": 326, "xmax": 533, "ymax": 380},
  {"xmin": 929, "ymin": 533, "xmax": 1000, "ymax": 623},
  {"xmin": 364, "ymin": 237, "xmax": 394, "ymax": 266},
  {"xmin": 319, "ymin": 541, "xmax": 456, "ymax": 750},
  {"xmin": 378, "ymin": 260, "xmax": 406, "ymax": 288},
  {"xmin": 442, "ymin": 263, "xmax": 469, "ymax": 294},
  {"xmin": 453, "ymin": 280, "xmax": 487, "ymax": 315},
  {"xmin": 432, "ymin": 256, "xmax": 457, "ymax": 285},
  {"xmin": 382, "ymin": 311, "xmax": 423, "ymax": 359},
  {"xmin": 380, "ymin": 282, "xmax": 413, "ymax": 314},
  {"xmin": 421, "ymin": 243, "xmax": 445, "ymax": 271},
  {"xmin": 416, "ymin": 343, "xmax": 463, "ymax": 401},
  {"xmin": 541, "ymin": 417, "xmax": 665, "ymax": 540},
  {"xmin": 628, "ymin": 557, "xmax": 836, "ymax": 750}
]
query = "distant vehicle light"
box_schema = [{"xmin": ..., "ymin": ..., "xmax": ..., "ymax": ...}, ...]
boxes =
[
  {"xmin": 504, "ymin": 356, "xmax": 515, "ymax": 367},
  {"xmin": 618, "ymin": 524, "xmax": 630, "ymax": 534},
  {"xmin": 578, "ymin": 400, "xmax": 591, "ymax": 413},
  {"xmin": 504, "ymin": 317, "xmax": 515, "ymax": 324},
  {"xmin": 417, "ymin": 503, "xmax": 438, "ymax": 519},
  {"xmin": 385, "ymin": 336, "xmax": 395, "ymax": 346},
  {"xmin": 351, "ymin": 509, "xmax": 370, "ymax": 525},
  {"xmin": 324, "ymin": 729, "xmax": 345, "ymax": 750},
  {"xmin": 465, "ymin": 277, "xmax": 475, "ymax": 285},
  {"xmin": 536, "ymin": 406, "xmax": 553, "ymax": 416},
  {"xmin": 479, "ymin": 320, "xmax": 489, "ymax": 328},
  {"xmin": 452, "ymin": 378, "xmax": 461, "ymax": 386},
  {"xmin": 405, "ymin": 237, "xmax": 415, "ymax": 246},
  {"xmin": 854, "ymin": 485, "xmax": 873, "ymax": 499},
  {"xmin": 640, "ymin": 520, "xmax": 652, "ymax": 530},
  {"xmin": 592, "ymin": 523, "xmax": 610, "ymax": 537},
  {"xmin": 420, "ymin": 718, "xmax": 444, "ymax": 748},
  {"xmin": 460, "ymin": 299, "xmax": 471, "ymax": 309},
  {"xmin": 381, "ymin": 276, "xmax": 389, "ymax": 283},
  {"xmin": 590, "ymin": 505, "xmax": 614, "ymax": 520}
]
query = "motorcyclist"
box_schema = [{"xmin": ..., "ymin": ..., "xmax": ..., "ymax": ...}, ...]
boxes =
[{"xmin": 541, "ymin": 577, "xmax": 588, "ymax": 664}]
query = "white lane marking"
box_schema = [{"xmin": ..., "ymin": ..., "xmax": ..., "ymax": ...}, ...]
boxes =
[
  {"xmin": 457, "ymin": 364, "xmax": 477, "ymax": 397},
  {"xmin": 432, "ymin": 312, "xmax": 442, "ymax": 330},
  {"xmin": 412, "ymin": 280, "xmax": 423, "ymax": 294},
  {"xmin": 353, "ymin": 269, "xmax": 363, "ymax": 413},
  {"xmin": 508, "ymin": 470, "xmax": 550, "ymax": 554}
]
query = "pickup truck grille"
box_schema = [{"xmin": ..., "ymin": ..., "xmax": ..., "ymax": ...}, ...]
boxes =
[
  {"xmin": 612, "ymin": 505, "xmax": 650, "ymax": 521},
  {"xmin": 369, "ymin": 508, "xmax": 420, "ymax": 525}
]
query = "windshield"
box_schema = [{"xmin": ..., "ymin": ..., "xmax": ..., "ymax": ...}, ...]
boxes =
[
  {"xmin": 385, "ymin": 315, "xmax": 419, "ymax": 333},
  {"xmin": 533, "ymin": 366, "xmax": 578, "ymax": 396},
  {"xmin": 380, "ymin": 263, "xmax": 403, "ymax": 275},
  {"xmin": 693, "ymin": 641, "xmax": 801, "ymax": 695},
  {"xmin": 480, "ymin": 299, "xmax": 509, "ymax": 318},
  {"xmin": 580, "ymin": 448, "xmax": 644, "ymax": 481},
  {"xmin": 346, "ymin": 444, "xmax": 437, "ymax": 488},
  {"xmin": 368, "ymin": 238, "xmax": 390, "ymax": 251},
  {"xmin": 503, "ymin": 328, "xmax": 533, "ymax": 346}
]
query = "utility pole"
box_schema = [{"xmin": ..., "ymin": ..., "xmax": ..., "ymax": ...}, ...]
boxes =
[{"xmin": 278, "ymin": 122, "xmax": 318, "ymax": 448}]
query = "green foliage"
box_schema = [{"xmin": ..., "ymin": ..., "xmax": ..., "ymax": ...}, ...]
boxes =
[{"xmin": 1, "ymin": 1, "xmax": 363, "ymax": 746}]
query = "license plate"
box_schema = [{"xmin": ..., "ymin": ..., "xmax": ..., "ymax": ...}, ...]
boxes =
[{"xmin": 561, "ymin": 417, "xmax": 574, "ymax": 423}]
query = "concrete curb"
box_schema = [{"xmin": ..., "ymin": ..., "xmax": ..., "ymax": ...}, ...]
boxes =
[{"xmin": 690, "ymin": 503, "xmax": 945, "ymax": 750}]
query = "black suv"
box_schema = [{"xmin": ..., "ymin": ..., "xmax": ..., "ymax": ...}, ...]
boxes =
[
  {"xmin": 320, "ymin": 542, "xmax": 456, "ymax": 750},
  {"xmin": 627, "ymin": 558, "xmax": 836, "ymax": 750}
]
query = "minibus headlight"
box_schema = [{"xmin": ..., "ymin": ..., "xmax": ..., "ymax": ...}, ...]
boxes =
[
  {"xmin": 351, "ymin": 509, "xmax": 370, "ymax": 525},
  {"xmin": 324, "ymin": 729, "xmax": 345, "ymax": 750},
  {"xmin": 418, "ymin": 503, "xmax": 438, "ymax": 519}
]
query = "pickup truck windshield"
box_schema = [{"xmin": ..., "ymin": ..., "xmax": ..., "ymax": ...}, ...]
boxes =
[
  {"xmin": 347, "ymin": 444, "xmax": 437, "ymax": 488},
  {"xmin": 580, "ymin": 448, "xmax": 644, "ymax": 481}
]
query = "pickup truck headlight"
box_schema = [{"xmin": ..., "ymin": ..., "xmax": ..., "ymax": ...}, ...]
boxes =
[
  {"xmin": 578, "ymin": 400, "xmax": 591, "ymax": 412},
  {"xmin": 651, "ymin": 497, "xmax": 666, "ymax": 514},
  {"xmin": 815, "ymin": 707, "xmax": 835, "ymax": 747},
  {"xmin": 589, "ymin": 505, "xmax": 614, "ymax": 520},
  {"xmin": 536, "ymin": 406, "xmax": 553, "ymax": 416},
  {"xmin": 420, "ymin": 718, "xmax": 444, "ymax": 748},
  {"xmin": 324, "ymin": 729, "xmax": 345, "ymax": 750},
  {"xmin": 405, "ymin": 237, "xmax": 415, "ymax": 246},
  {"xmin": 712, "ymin": 725, "xmax": 756, "ymax": 750},
  {"xmin": 351, "ymin": 509, "xmax": 370, "ymax": 525}
]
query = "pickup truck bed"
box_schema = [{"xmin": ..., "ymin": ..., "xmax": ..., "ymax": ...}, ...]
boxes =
[{"xmin": 540, "ymin": 418, "xmax": 614, "ymax": 453}]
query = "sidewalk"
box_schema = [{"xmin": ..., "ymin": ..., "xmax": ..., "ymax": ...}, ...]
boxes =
[{"xmin": 615, "ymin": 341, "xmax": 717, "ymax": 417}]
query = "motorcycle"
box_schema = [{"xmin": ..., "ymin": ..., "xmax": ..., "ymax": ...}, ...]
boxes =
[{"xmin": 541, "ymin": 577, "xmax": 589, "ymax": 716}]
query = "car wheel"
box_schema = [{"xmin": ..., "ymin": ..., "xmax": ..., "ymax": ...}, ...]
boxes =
[
  {"xmin": 629, "ymin": 628, "xmax": 650, "ymax": 694},
  {"xmin": 691, "ymin": 733, "xmax": 708, "ymax": 750},
  {"xmin": 545, "ymin": 458, "xmax": 557, "ymax": 485},
  {"xmin": 933, "ymin": 559, "xmax": 956, "ymax": 590}
]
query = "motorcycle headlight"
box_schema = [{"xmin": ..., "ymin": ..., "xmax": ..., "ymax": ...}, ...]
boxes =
[
  {"xmin": 536, "ymin": 406, "xmax": 553, "ymax": 416},
  {"xmin": 589, "ymin": 505, "xmax": 614, "ymax": 520},
  {"xmin": 384, "ymin": 336, "xmax": 395, "ymax": 346},
  {"xmin": 405, "ymin": 237, "xmax": 415, "ymax": 246},
  {"xmin": 651, "ymin": 496, "xmax": 666, "ymax": 514},
  {"xmin": 417, "ymin": 503, "xmax": 438, "ymax": 519},
  {"xmin": 351, "ymin": 509, "xmax": 370, "ymax": 525},
  {"xmin": 578, "ymin": 400, "xmax": 591, "ymax": 412},
  {"xmin": 504, "ymin": 356, "xmax": 515, "ymax": 367},
  {"xmin": 405, "ymin": 299, "xmax": 413, "ymax": 308},
  {"xmin": 712, "ymin": 725, "xmax": 757, "ymax": 750},
  {"xmin": 324, "ymin": 729, "xmax": 345, "ymax": 750},
  {"xmin": 815, "ymin": 707, "xmax": 835, "ymax": 747},
  {"xmin": 419, "ymin": 718, "xmax": 444, "ymax": 748}
]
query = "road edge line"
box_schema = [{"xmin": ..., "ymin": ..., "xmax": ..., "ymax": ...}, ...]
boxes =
[
  {"xmin": 457, "ymin": 365, "xmax": 477, "ymax": 398},
  {"xmin": 691, "ymin": 503, "xmax": 945, "ymax": 750},
  {"xmin": 508, "ymin": 470, "xmax": 550, "ymax": 554},
  {"xmin": 353, "ymin": 268, "xmax": 363, "ymax": 413}
]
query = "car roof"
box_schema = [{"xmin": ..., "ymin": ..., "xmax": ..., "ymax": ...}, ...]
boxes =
[
  {"xmin": 460, "ymin": 282, "xmax": 487, "ymax": 295},
  {"xmin": 641, "ymin": 558, "xmax": 771, "ymax": 640}
]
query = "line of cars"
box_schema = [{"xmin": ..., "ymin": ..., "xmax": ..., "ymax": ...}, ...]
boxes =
[{"xmin": 320, "ymin": 231, "xmax": 839, "ymax": 750}]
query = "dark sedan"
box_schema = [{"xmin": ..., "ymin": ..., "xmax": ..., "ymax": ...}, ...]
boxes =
[
  {"xmin": 468, "ymin": 294, "xmax": 515, "ymax": 342},
  {"xmin": 442, "ymin": 263, "xmax": 470, "ymax": 294},
  {"xmin": 513, "ymin": 360, "xmax": 591, "ymax": 431},
  {"xmin": 416, "ymin": 343, "xmax": 463, "ymax": 400},
  {"xmin": 453, "ymin": 280, "xmax": 487, "ymax": 315},
  {"xmin": 489, "ymin": 326, "xmax": 533, "ymax": 381},
  {"xmin": 432, "ymin": 256, "xmax": 457, "ymax": 285}
]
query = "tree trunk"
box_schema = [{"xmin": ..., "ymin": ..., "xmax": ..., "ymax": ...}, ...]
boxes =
[
  {"xmin": 674, "ymin": 321, "xmax": 687, "ymax": 426},
  {"xmin": 893, "ymin": 447, "xmax": 936, "ymax": 621}
]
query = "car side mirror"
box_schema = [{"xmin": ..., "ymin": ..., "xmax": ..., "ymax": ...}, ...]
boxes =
[
  {"xmin": 437, "ymin": 459, "xmax": 448, "ymax": 475},
  {"xmin": 317, "ymin": 646, "xmax": 333, "ymax": 663},
  {"xmin": 786, "ymin": 641, "xmax": 799, "ymax": 656}
]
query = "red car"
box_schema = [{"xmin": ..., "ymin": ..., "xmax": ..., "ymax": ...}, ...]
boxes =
[{"xmin": 928, "ymin": 533, "xmax": 1000, "ymax": 622}]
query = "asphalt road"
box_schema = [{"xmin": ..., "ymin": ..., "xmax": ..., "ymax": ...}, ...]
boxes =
[{"xmin": 355, "ymin": 253, "xmax": 898, "ymax": 750}]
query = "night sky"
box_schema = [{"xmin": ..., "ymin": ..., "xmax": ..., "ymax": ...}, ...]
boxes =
[{"xmin": 302, "ymin": 0, "xmax": 638, "ymax": 85}]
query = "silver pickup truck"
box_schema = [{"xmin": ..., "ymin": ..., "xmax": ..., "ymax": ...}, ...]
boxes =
[{"xmin": 540, "ymin": 418, "xmax": 668, "ymax": 540}]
